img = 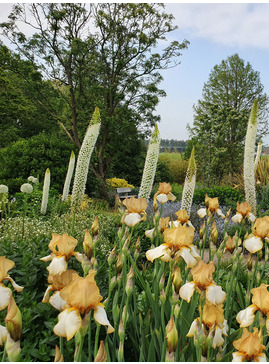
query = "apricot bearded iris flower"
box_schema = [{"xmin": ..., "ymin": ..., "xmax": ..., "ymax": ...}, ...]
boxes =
[
  {"xmin": 146, "ymin": 225, "xmax": 200, "ymax": 268},
  {"xmin": 156, "ymin": 182, "xmax": 176, "ymax": 204},
  {"xmin": 169, "ymin": 210, "xmax": 195, "ymax": 229},
  {"xmin": 244, "ymin": 216, "xmax": 269, "ymax": 254},
  {"xmin": 231, "ymin": 202, "xmax": 256, "ymax": 224},
  {"xmin": 0, "ymin": 257, "xmax": 23, "ymax": 312},
  {"xmin": 42, "ymin": 270, "xmax": 80, "ymax": 311},
  {"xmin": 197, "ymin": 195, "xmax": 225, "ymax": 219},
  {"xmin": 187, "ymin": 302, "xmax": 228, "ymax": 349},
  {"xmin": 40, "ymin": 233, "xmax": 83, "ymax": 276},
  {"xmin": 232, "ymin": 328, "xmax": 266, "ymax": 362},
  {"xmin": 179, "ymin": 260, "xmax": 226, "ymax": 305},
  {"xmin": 236, "ymin": 283, "xmax": 269, "ymax": 331},
  {"xmin": 145, "ymin": 217, "xmax": 170, "ymax": 239},
  {"xmin": 53, "ymin": 271, "xmax": 114, "ymax": 340},
  {"xmin": 121, "ymin": 196, "xmax": 147, "ymax": 227}
]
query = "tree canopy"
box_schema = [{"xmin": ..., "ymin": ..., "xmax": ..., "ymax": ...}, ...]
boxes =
[
  {"xmin": 188, "ymin": 54, "xmax": 269, "ymax": 186},
  {"xmin": 1, "ymin": 3, "xmax": 189, "ymax": 194}
]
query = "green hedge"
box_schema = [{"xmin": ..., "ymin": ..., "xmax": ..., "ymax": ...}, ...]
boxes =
[
  {"xmin": 193, "ymin": 186, "xmax": 244, "ymax": 209},
  {"xmin": 0, "ymin": 132, "xmax": 75, "ymax": 194}
]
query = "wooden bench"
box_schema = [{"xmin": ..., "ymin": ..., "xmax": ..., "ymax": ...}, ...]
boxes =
[{"xmin": 116, "ymin": 187, "xmax": 137, "ymax": 201}]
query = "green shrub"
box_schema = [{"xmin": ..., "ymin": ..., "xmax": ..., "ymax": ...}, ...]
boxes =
[
  {"xmin": 193, "ymin": 186, "xmax": 243, "ymax": 210},
  {"xmin": 257, "ymin": 185, "xmax": 269, "ymax": 215},
  {"xmin": 0, "ymin": 132, "xmax": 75, "ymax": 194},
  {"xmin": 157, "ymin": 154, "xmax": 188, "ymax": 184},
  {"xmin": 168, "ymin": 159, "xmax": 188, "ymax": 184},
  {"xmin": 154, "ymin": 159, "xmax": 173, "ymax": 184}
]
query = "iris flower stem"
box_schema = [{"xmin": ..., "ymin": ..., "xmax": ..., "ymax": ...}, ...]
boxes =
[
  {"xmin": 228, "ymin": 256, "xmax": 241, "ymax": 329},
  {"xmin": 249, "ymin": 253, "xmax": 259, "ymax": 293},
  {"xmin": 87, "ymin": 311, "xmax": 92, "ymax": 361},
  {"xmin": 216, "ymin": 240, "xmax": 226, "ymax": 285},
  {"xmin": 59, "ymin": 337, "xmax": 64, "ymax": 359},
  {"xmin": 259, "ymin": 241, "xmax": 267, "ymax": 285},
  {"xmin": 165, "ymin": 260, "xmax": 174, "ymax": 297},
  {"xmin": 94, "ymin": 324, "xmax": 101, "ymax": 358},
  {"xmin": 202, "ymin": 213, "xmax": 213, "ymax": 260},
  {"xmin": 74, "ymin": 333, "xmax": 85, "ymax": 362},
  {"xmin": 1, "ymin": 347, "xmax": 6, "ymax": 362}
]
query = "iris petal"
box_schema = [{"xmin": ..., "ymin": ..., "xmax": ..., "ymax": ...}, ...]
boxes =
[
  {"xmin": 47, "ymin": 256, "xmax": 67, "ymax": 276},
  {"xmin": 179, "ymin": 282, "xmax": 196, "ymax": 303},
  {"xmin": 94, "ymin": 304, "xmax": 114, "ymax": 333},
  {"xmin": 146, "ymin": 244, "xmax": 167, "ymax": 262},
  {"xmin": 244, "ymin": 236, "xmax": 263, "ymax": 254},
  {"xmin": 0, "ymin": 285, "xmax": 12, "ymax": 310},
  {"xmin": 236, "ymin": 305, "xmax": 257, "ymax": 327},
  {"xmin": 206, "ymin": 284, "xmax": 226, "ymax": 305},
  {"xmin": 53, "ymin": 308, "xmax": 81, "ymax": 341}
]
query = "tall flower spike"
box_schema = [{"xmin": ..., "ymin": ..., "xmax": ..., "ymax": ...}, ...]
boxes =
[
  {"xmin": 254, "ymin": 141, "xmax": 262, "ymax": 173},
  {"xmin": 181, "ymin": 147, "xmax": 196, "ymax": 215},
  {"xmin": 244, "ymin": 100, "xmax": 258, "ymax": 215},
  {"xmin": 138, "ymin": 124, "xmax": 160, "ymax": 201},
  {"xmin": 71, "ymin": 107, "xmax": 101, "ymax": 208},
  {"xmin": 62, "ymin": 151, "xmax": 76, "ymax": 202},
  {"xmin": 41, "ymin": 168, "xmax": 50, "ymax": 214}
]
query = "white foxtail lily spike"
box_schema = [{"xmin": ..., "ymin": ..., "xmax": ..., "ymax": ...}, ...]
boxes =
[
  {"xmin": 71, "ymin": 107, "xmax": 101, "ymax": 208},
  {"xmin": 41, "ymin": 168, "xmax": 50, "ymax": 214},
  {"xmin": 181, "ymin": 147, "xmax": 196, "ymax": 215},
  {"xmin": 138, "ymin": 124, "xmax": 160, "ymax": 201},
  {"xmin": 244, "ymin": 100, "xmax": 258, "ymax": 215},
  {"xmin": 62, "ymin": 151, "xmax": 76, "ymax": 202},
  {"xmin": 254, "ymin": 141, "xmax": 262, "ymax": 173}
]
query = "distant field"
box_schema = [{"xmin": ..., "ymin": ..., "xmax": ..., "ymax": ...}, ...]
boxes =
[{"xmin": 159, "ymin": 152, "xmax": 185, "ymax": 160}]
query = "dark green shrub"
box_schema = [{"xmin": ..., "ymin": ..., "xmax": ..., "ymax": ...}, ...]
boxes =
[
  {"xmin": 168, "ymin": 159, "xmax": 188, "ymax": 184},
  {"xmin": 0, "ymin": 132, "xmax": 75, "ymax": 194},
  {"xmin": 193, "ymin": 186, "xmax": 243, "ymax": 210},
  {"xmin": 257, "ymin": 185, "xmax": 269, "ymax": 214},
  {"xmin": 154, "ymin": 159, "xmax": 173, "ymax": 184}
]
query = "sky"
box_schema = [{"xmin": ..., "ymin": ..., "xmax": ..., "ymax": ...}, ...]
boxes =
[
  {"xmin": 0, "ymin": 2, "xmax": 269, "ymax": 145},
  {"xmin": 155, "ymin": 2, "xmax": 269, "ymax": 146}
]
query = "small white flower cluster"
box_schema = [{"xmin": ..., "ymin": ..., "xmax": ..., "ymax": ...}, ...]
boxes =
[
  {"xmin": 20, "ymin": 183, "xmax": 33, "ymax": 194},
  {"xmin": 181, "ymin": 148, "xmax": 196, "ymax": 215},
  {"xmin": 0, "ymin": 184, "xmax": 8, "ymax": 194},
  {"xmin": 71, "ymin": 108, "xmax": 101, "ymax": 207},
  {"xmin": 243, "ymin": 100, "xmax": 258, "ymax": 215},
  {"xmin": 28, "ymin": 176, "xmax": 38, "ymax": 184},
  {"xmin": 138, "ymin": 125, "xmax": 160, "ymax": 201},
  {"xmin": 41, "ymin": 168, "xmax": 51, "ymax": 214},
  {"xmin": 62, "ymin": 151, "xmax": 76, "ymax": 202}
]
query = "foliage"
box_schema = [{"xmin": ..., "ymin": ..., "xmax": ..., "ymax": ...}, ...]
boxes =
[
  {"xmin": 158, "ymin": 153, "xmax": 188, "ymax": 184},
  {"xmin": 255, "ymin": 155, "xmax": 269, "ymax": 186},
  {"xmin": 188, "ymin": 54, "xmax": 269, "ymax": 186},
  {"xmin": 1, "ymin": 3, "xmax": 189, "ymax": 192},
  {"xmin": 106, "ymin": 178, "xmax": 134, "ymax": 189},
  {"xmin": 0, "ymin": 133, "xmax": 74, "ymax": 194},
  {"xmin": 154, "ymin": 160, "xmax": 173, "ymax": 185},
  {"xmin": 193, "ymin": 186, "xmax": 243, "ymax": 210},
  {"xmin": 0, "ymin": 45, "xmax": 60, "ymax": 148}
]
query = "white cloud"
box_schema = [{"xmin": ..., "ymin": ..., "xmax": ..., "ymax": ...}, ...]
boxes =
[{"xmin": 166, "ymin": 3, "xmax": 269, "ymax": 50}]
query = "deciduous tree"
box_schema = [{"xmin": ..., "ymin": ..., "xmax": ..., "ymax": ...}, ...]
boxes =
[
  {"xmin": 188, "ymin": 54, "xmax": 269, "ymax": 185},
  {"xmin": 1, "ymin": 3, "xmax": 189, "ymax": 193}
]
